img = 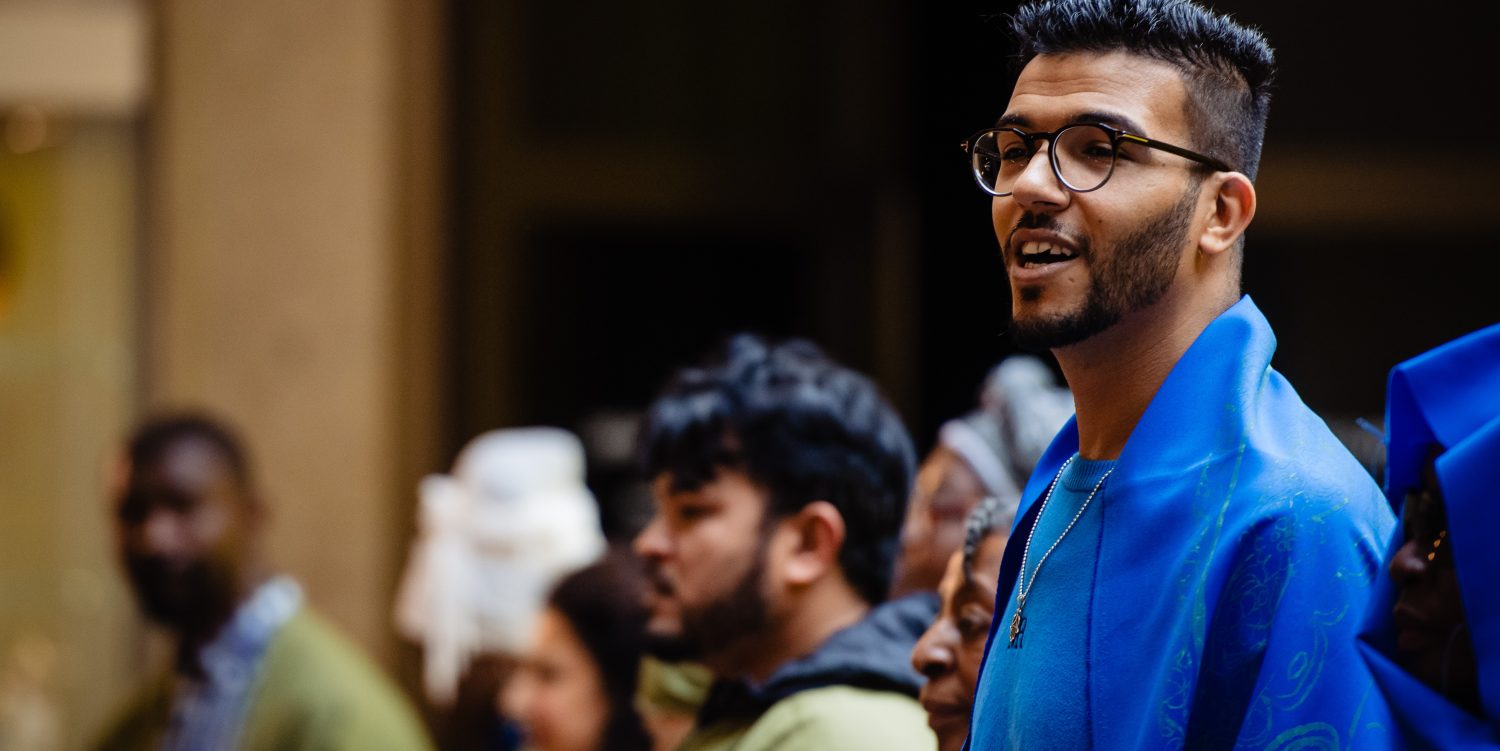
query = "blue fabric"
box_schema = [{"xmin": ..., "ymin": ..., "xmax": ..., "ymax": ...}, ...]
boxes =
[
  {"xmin": 967, "ymin": 296, "xmax": 1396, "ymax": 750},
  {"xmin": 972, "ymin": 456, "xmax": 1114, "ymax": 750},
  {"xmin": 1357, "ymin": 322, "xmax": 1500, "ymax": 748},
  {"xmin": 162, "ymin": 577, "xmax": 301, "ymax": 751},
  {"xmin": 1384, "ymin": 323, "xmax": 1500, "ymax": 511}
]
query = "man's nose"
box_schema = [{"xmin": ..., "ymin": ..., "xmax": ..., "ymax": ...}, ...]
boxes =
[
  {"xmin": 1008, "ymin": 144, "xmax": 1070, "ymax": 212},
  {"xmin": 130, "ymin": 509, "xmax": 186, "ymax": 557},
  {"xmin": 633, "ymin": 514, "xmax": 670, "ymax": 560},
  {"xmin": 1388, "ymin": 539, "xmax": 1427, "ymax": 585}
]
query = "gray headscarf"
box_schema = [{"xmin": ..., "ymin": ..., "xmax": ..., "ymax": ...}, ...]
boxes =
[{"xmin": 938, "ymin": 355, "xmax": 1074, "ymax": 528}]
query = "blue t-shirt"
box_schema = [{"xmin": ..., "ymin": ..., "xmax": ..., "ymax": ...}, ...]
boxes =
[{"xmin": 970, "ymin": 455, "xmax": 1115, "ymax": 750}]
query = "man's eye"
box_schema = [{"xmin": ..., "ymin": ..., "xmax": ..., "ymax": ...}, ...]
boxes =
[
  {"xmin": 674, "ymin": 504, "xmax": 712, "ymax": 522},
  {"xmin": 1074, "ymin": 141, "xmax": 1115, "ymax": 161},
  {"xmin": 999, "ymin": 146, "xmax": 1030, "ymax": 163}
]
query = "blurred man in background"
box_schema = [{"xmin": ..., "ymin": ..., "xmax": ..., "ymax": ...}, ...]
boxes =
[
  {"xmin": 633, "ymin": 334, "xmax": 937, "ymax": 750},
  {"xmin": 92, "ymin": 414, "xmax": 432, "ymax": 751}
]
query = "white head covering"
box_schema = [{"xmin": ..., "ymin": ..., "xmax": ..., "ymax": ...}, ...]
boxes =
[
  {"xmin": 937, "ymin": 355, "xmax": 1074, "ymax": 518},
  {"xmin": 394, "ymin": 427, "xmax": 606, "ymax": 705}
]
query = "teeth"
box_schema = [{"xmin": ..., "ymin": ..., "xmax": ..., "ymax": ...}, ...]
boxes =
[{"xmin": 1017, "ymin": 240, "xmax": 1075, "ymax": 260}]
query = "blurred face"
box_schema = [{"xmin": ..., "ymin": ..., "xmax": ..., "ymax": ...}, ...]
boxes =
[
  {"xmin": 1389, "ymin": 457, "xmax": 1478, "ymax": 710},
  {"xmin": 113, "ymin": 437, "xmax": 257, "ymax": 635},
  {"xmin": 503, "ymin": 608, "xmax": 611, "ymax": 751},
  {"xmin": 897, "ymin": 447, "xmax": 988, "ymax": 593},
  {"xmin": 912, "ymin": 533, "xmax": 1008, "ymax": 751},
  {"xmin": 993, "ymin": 51, "xmax": 1205, "ymax": 350},
  {"xmin": 633, "ymin": 469, "xmax": 771, "ymax": 670}
]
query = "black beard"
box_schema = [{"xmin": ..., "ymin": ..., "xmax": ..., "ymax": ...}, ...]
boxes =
[
  {"xmin": 125, "ymin": 555, "xmax": 239, "ymax": 642},
  {"xmin": 642, "ymin": 539, "xmax": 771, "ymax": 665},
  {"xmin": 1008, "ymin": 183, "xmax": 1198, "ymax": 351}
]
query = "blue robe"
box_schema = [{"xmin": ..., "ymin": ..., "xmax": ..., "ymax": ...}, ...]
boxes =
[
  {"xmin": 1356, "ymin": 322, "xmax": 1500, "ymax": 749},
  {"xmin": 967, "ymin": 296, "xmax": 1396, "ymax": 750}
]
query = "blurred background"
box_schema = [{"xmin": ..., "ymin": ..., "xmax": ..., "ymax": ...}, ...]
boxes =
[{"xmin": 1, "ymin": 0, "xmax": 1495, "ymax": 747}]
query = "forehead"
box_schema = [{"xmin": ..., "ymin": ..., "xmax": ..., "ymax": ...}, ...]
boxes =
[
  {"xmin": 129, "ymin": 437, "xmax": 235, "ymax": 496},
  {"xmin": 1005, "ymin": 51, "xmax": 1189, "ymax": 137},
  {"xmin": 653, "ymin": 469, "xmax": 766, "ymax": 510}
]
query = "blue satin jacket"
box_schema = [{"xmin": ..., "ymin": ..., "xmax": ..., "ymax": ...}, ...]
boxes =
[
  {"xmin": 1357, "ymin": 322, "xmax": 1500, "ymax": 749},
  {"xmin": 967, "ymin": 297, "xmax": 1397, "ymax": 750}
]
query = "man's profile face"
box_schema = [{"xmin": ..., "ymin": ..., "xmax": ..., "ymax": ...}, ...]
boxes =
[
  {"xmin": 633, "ymin": 469, "xmax": 772, "ymax": 667},
  {"xmin": 992, "ymin": 51, "xmax": 1205, "ymax": 350},
  {"xmin": 912, "ymin": 532, "xmax": 1008, "ymax": 751},
  {"xmin": 113, "ymin": 437, "xmax": 255, "ymax": 633}
]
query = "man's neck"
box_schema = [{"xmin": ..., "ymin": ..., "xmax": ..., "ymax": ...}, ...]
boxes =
[
  {"xmin": 1055, "ymin": 295, "xmax": 1232, "ymax": 460},
  {"xmin": 737, "ymin": 583, "xmax": 870, "ymax": 686},
  {"xmin": 174, "ymin": 567, "xmax": 272, "ymax": 677}
]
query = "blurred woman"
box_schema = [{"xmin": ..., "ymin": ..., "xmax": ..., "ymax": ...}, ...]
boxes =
[
  {"xmin": 911, "ymin": 495, "xmax": 1011, "ymax": 751},
  {"xmin": 503, "ymin": 549, "xmax": 652, "ymax": 751}
]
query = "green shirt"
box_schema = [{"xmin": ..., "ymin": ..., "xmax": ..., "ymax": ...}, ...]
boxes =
[
  {"xmin": 677, "ymin": 686, "xmax": 935, "ymax": 751},
  {"xmin": 91, "ymin": 610, "xmax": 434, "ymax": 751}
]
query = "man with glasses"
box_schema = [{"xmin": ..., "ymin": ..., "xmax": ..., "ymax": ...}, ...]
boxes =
[{"xmin": 960, "ymin": 1, "xmax": 1396, "ymax": 748}]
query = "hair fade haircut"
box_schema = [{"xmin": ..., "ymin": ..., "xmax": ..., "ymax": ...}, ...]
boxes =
[
  {"xmin": 1010, "ymin": 0, "xmax": 1276, "ymax": 181},
  {"xmin": 640, "ymin": 333, "xmax": 917, "ymax": 605}
]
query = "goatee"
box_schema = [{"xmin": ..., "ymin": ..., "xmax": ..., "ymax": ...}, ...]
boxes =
[{"xmin": 1009, "ymin": 183, "xmax": 1198, "ymax": 351}]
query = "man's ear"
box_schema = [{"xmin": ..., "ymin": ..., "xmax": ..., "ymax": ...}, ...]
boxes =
[
  {"xmin": 1199, "ymin": 171, "xmax": 1256, "ymax": 256},
  {"xmin": 781, "ymin": 501, "xmax": 846, "ymax": 587}
]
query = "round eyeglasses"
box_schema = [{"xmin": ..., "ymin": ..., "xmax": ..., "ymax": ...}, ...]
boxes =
[{"xmin": 960, "ymin": 123, "xmax": 1232, "ymax": 197}]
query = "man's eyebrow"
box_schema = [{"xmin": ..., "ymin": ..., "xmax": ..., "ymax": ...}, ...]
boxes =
[
  {"xmin": 993, "ymin": 111, "xmax": 1150, "ymax": 136},
  {"xmin": 1074, "ymin": 110, "xmax": 1148, "ymax": 136}
]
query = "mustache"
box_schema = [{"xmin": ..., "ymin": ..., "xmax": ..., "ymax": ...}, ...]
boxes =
[{"xmin": 642, "ymin": 560, "xmax": 675, "ymax": 595}]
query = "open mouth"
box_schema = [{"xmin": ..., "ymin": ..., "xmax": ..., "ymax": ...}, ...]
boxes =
[{"xmin": 1015, "ymin": 240, "xmax": 1078, "ymax": 269}]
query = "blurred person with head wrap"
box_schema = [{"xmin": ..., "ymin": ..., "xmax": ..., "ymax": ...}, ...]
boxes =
[
  {"xmin": 891, "ymin": 355, "xmax": 1072, "ymax": 597},
  {"xmin": 91, "ymin": 414, "xmax": 432, "ymax": 751},
  {"xmin": 1356, "ymin": 323, "xmax": 1500, "ymax": 748},
  {"xmin": 395, "ymin": 427, "xmax": 607, "ymax": 750}
]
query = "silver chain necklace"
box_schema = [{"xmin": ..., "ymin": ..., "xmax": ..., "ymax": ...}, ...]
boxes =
[{"xmin": 1007, "ymin": 455, "xmax": 1116, "ymax": 648}]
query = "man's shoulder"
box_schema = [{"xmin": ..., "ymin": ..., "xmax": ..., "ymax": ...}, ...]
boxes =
[
  {"xmin": 241, "ymin": 608, "xmax": 433, "ymax": 750},
  {"xmin": 735, "ymin": 686, "xmax": 934, "ymax": 751}
]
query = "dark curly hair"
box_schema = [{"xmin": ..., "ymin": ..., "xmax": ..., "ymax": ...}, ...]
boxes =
[{"xmin": 640, "ymin": 334, "xmax": 916, "ymax": 605}]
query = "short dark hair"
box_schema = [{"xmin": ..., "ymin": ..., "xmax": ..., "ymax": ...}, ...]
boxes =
[
  {"xmin": 1010, "ymin": 0, "xmax": 1276, "ymax": 181},
  {"xmin": 548, "ymin": 548, "xmax": 652, "ymax": 751},
  {"xmin": 640, "ymin": 334, "xmax": 916, "ymax": 605},
  {"xmin": 127, "ymin": 412, "xmax": 252, "ymax": 488}
]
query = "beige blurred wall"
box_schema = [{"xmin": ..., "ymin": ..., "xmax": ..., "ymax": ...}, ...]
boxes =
[{"xmin": 148, "ymin": 0, "xmax": 446, "ymax": 669}]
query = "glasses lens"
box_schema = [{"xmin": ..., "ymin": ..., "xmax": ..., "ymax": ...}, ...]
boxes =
[
  {"xmin": 1053, "ymin": 125, "xmax": 1117, "ymax": 192},
  {"xmin": 971, "ymin": 130, "xmax": 1030, "ymax": 196}
]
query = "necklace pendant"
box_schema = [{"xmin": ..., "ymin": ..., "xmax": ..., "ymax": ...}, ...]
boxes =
[{"xmin": 1007, "ymin": 600, "xmax": 1026, "ymax": 648}]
